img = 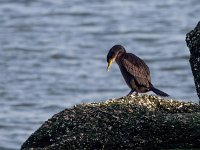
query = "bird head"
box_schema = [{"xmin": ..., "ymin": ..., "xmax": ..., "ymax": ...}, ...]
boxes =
[{"xmin": 107, "ymin": 45, "xmax": 126, "ymax": 71}]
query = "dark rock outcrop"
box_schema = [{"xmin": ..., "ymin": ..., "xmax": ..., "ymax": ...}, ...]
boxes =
[
  {"xmin": 186, "ymin": 21, "xmax": 200, "ymax": 102},
  {"xmin": 21, "ymin": 95, "xmax": 200, "ymax": 150}
]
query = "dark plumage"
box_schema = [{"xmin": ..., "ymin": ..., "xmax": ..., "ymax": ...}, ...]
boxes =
[{"xmin": 107, "ymin": 45, "xmax": 169, "ymax": 97}]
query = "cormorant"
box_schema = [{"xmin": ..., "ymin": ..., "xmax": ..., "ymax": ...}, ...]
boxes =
[{"xmin": 107, "ymin": 45, "xmax": 169, "ymax": 97}]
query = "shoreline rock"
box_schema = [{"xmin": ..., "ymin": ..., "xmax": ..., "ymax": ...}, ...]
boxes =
[
  {"xmin": 186, "ymin": 21, "xmax": 200, "ymax": 102},
  {"xmin": 21, "ymin": 95, "xmax": 200, "ymax": 150}
]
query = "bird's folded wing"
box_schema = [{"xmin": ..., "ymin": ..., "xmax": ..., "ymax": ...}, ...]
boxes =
[{"xmin": 122, "ymin": 53, "xmax": 151, "ymax": 86}]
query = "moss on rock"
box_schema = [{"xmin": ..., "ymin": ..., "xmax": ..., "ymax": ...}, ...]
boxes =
[{"xmin": 21, "ymin": 95, "xmax": 200, "ymax": 150}]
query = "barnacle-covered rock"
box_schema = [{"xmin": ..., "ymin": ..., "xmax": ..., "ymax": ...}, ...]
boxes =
[
  {"xmin": 186, "ymin": 21, "xmax": 200, "ymax": 101},
  {"xmin": 21, "ymin": 95, "xmax": 200, "ymax": 150}
]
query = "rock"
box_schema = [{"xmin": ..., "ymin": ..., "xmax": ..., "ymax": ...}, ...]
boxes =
[
  {"xmin": 21, "ymin": 95, "xmax": 200, "ymax": 150},
  {"xmin": 186, "ymin": 21, "xmax": 200, "ymax": 102}
]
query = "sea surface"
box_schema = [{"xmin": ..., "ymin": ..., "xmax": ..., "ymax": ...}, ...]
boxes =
[{"xmin": 0, "ymin": 0, "xmax": 200, "ymax": 149}]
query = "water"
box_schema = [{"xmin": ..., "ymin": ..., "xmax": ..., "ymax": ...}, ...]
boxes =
[{"xmin": 0, "ymin": 0, "xmax": 199, "ymax": 149}]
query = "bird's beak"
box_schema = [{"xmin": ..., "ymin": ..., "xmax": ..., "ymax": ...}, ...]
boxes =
[{"xmin": 107, "ymin": 59, "xmax": 113, "ymax": 72}]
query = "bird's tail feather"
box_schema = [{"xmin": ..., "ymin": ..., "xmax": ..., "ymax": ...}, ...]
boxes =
[{"xmin": 151, "ymin": 87, "xmax": 169, "ymax": 97}]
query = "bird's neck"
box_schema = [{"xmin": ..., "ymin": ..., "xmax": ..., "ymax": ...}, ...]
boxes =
[{"xmin": 116, "ymin": 51, "xmax": 126, "ymax": 64}]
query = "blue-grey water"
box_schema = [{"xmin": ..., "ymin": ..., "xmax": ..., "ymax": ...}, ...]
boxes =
[{"xmin": 0, "ymin": 0, "xmax": 199, "ymax": 149}]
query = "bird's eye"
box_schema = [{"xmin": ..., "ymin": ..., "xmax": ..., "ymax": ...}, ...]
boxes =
[
  {"xmin": 107, "ymin": 55, "xmax": 110, "ymax": 63},
  {"xmin": 107, "ymin": 52, "xmax": 112, "ymax": 62}
]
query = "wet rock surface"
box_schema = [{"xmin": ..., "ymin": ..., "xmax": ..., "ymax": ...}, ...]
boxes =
[
  {"xmin": 21, "ymin": 95, "xmax": 200, "ymax": 150},
  {"xmin": 186, "ymin": 21, "xmax": 200, "ymax": 101}
]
